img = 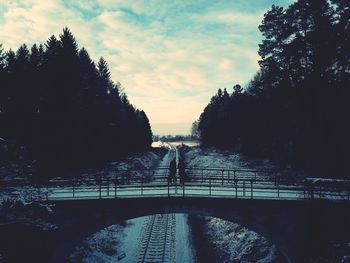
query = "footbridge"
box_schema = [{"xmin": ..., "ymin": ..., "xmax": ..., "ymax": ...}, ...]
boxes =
[
  {"xmin": 2, "ymin": 167, "xmax": 350, "ymax": 263},
  {"xmin": 43, "ymin": 167, "xmax": 350, "ymax": 202}
]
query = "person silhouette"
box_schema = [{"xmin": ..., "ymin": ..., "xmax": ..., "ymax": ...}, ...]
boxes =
[
  {"xmin": 169, "ymin": 158, "xmax": 177, "ymax": 183},
  {"xmin": 178, "ymin": 159, "xmax": 186, "ymax": 184}
]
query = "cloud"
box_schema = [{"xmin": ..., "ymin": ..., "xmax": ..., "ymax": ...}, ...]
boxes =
[{"xmin": 0, "ymin": 0, "xmax": 295, "ymax": 135}]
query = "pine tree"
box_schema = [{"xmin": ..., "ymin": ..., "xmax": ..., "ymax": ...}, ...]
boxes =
[
  {"xmin": 197, "ymin": 0, "xmax": 349, "ymax": 177},
  {"xmin": 1, "ymin": 28, "xmax": 154, "ymax": 178}
]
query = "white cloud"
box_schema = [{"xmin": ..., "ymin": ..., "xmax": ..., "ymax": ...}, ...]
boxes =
[{"xmin": 0, "ymin": 0, "xmax": 272, "ymax": 134}]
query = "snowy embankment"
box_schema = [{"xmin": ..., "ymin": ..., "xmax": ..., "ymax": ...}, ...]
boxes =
[
  {"xmin": 67, "ymin": 146, "xmax": 169, "ymax": 263},
  {"xmin": 0, "ymin": 150, "xmax": 163, "ymax": 205},
  {"xmin": 184, "ymin": 146, "xmax": 281, "ymax": 263},
  {"xmin": 76, "ymin": 150, "xmax": 163, "ymax": 181},
  {"xmin": 184, "ymin": 146, "xmax": 300, "ymax": 178},
  {"xmin": 0, "ymin": 149, "xmax": 164, "ymax": 243},
  {"xmin": 69, "ymin": 214, "xmax": 195, "ymax": 263},
  {"xmin": 69, "ymin": 144, "xmax": 195, "ymax": 263},
  {"xmin": 0, "ymin": 148, "xmax": 166, "ymax": 262},
  {"xmin": 68, "ymin": 146, "xmax": 169, "ymax": 262},
  {"xmin": 69, "ymin": 224, "xmax": 126, "ymax": 263},
  {"xmin": 203, "ymin": 217, "xmax": 278, "ymax": 263}
]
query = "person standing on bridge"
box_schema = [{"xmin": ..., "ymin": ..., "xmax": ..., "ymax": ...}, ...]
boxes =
[
  {"xmin": 178, "ymin": 159, "xmax": 186, "ymax": 184},
  {"xmin": 169, "ymin": 158, "xmax": 177, "ymax": 183}
]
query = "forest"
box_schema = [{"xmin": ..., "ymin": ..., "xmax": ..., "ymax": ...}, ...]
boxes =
[
  {"xmin": 196, "ymin": 0, "xmax": 350, "ymax": 177},
  {"xmin": 0, "ymin": 28, "xmax": 153, "ymax": 176}
]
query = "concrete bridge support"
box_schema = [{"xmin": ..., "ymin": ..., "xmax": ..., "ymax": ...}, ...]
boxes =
[{"xmin": 45, "ymin": 197, "xmax": 350, "ymax": 263}]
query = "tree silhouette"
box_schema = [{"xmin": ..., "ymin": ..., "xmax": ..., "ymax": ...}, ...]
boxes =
[
  {"xmin": 197, "ymin": 0, "xmax": 350, "ymax": 178},
  {"xmin": 0, "ymin": 28, "xmax": 153, "ymax": 179}
]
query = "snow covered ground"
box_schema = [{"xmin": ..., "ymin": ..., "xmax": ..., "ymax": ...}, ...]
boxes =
[
  {"xmin": 175, "ymin": 214, "xmax": 195, "ymax": 262},
  {"xmin": 2, "ymin": 143, "xmax": 349, "ymax": 262},
  {"xmin": 201, "ymin": 216, "xmax": 278, "ymax": 263},
  {"xmin": 183, "ymin": 146, "xmax": 281, "ymax": 263},
  {"xmin": 0, "ymin": 150, "xmax": 163, "ymax": 205},
  {"xmin": 0, "ymin": 150, "xmax": 164, "ymax": 262},
  {"xmin": 68, "ymin": 144, "xmax": 283, "ymax": 263},
  {"xmin": 152, "ymin": 140, "xmax": 200, "ymax": 148},
  {"xmin": 78, "ymin": 151, "xmax": 163, "ymax": 180},
  {"xmin": 183, "ymin": 146, "xmax": 295, "ymax": 177},
  {"xmin": 70, "ymin": 145, "xmax": 195, "ymax": 263},
  {"xmin": 69, "ymin": 219, "xmax": 143, "ymax": 263},
  {"xmin": 70, "ymin": 214, "xmax": 195, "ymax": 263},
  {"xmin": 37, "ymin": 143, "xmax": 348, "ymax": 202}
]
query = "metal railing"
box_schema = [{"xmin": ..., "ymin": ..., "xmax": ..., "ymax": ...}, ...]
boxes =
[{"xmin": 1, "ymin": 167, "xmax": 350, "ymax": 202}]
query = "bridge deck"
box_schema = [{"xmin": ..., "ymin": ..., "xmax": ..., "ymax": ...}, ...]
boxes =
[
  {"xmin": 46, "ymin": 171, "xmax": 350, "ymax": 202},
  {"xmin": 46, "ymin": 181, "xmax": 349, "ymax": 201},
  {"xmin": 2, "ymin": 168, "xmax": 350, "ymax": 202}
]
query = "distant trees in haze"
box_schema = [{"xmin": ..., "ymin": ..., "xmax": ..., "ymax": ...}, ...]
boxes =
[
  {"xmin": 154, "ymin": 134, "xmax": 197, "ymax": 142},
  {"xmin": 196, "ymin": 0, "xmax": 350, "ymax": 177},
  {"xmin": 0, "ymin": 28, "xmax": 153, "ymax": 174}
]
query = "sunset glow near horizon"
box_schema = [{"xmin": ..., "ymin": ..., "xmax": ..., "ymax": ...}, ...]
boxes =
[{"xmin": 0, "ymin": 0, "xmax": 295, "ymax": 135}]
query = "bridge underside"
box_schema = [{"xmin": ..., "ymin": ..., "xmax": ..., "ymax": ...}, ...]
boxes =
[{"xmin": 47, "ymin": 197, "xmax": 350, "ymax": 263}]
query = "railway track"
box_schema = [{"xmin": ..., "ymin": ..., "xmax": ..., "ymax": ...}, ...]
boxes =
[
  {"xmin": 137, "ymin": 214, "xmax": 176, "ymax": 263},
  {"xmin": 135, "ymin": 144, "xmax": 178, "ymax": 263}
]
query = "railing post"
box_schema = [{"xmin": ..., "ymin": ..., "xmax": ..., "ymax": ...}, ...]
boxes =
[
  {"xmin": 168, "ymin": 180, "xmax": 170, "ymax": 198},
  {"xmin": 141, "ymin": 176, "xmax": 143, "ymax": 196},
  {"xmin": 277, "ymin": 180, "xmax": 280, "ymax": 198},
  {"xmin": 209, "ymin": 178, "xmax": 212, "ymax": 196},
  {"xmin": 243, "ymin": 180, "xmax": 245, "ymax": 197},
  {"xmin": 107, "ymin": 178, "xmax": 109, "ymax": 197},
  {"xmin": 221, "ymin": 170, "xmax": 224, "ymax": 185},
  {"xmin": 183, "ymin": 181, "xmax": 185, "ymax": 197},
  {"xmin": 46, "ymin": 183, "xmax": 49, "ymax": 201},
  {"xmin": 99, "ymin": 179, "xmax": 102, "ymax": 199},
  {"xmin": 235, "ymin": 180, "xmax": 238, "ymax": 198},
  {"xmin": 228, "ymin": 171, "xmax": 230, "ymax": 183},
  {"xmin": 234, "ymin": 170, "xmax": 236, "ymax": 181},
  {"xmin": 72, "ymin": 179, "xmax": 75, "ymax": 198},
  {"xmin": 175, "ymin": 179, "xmax": 177, "ymax": 195},
  {"xmin": 114, "ymin": 179, "xmax": 117, "ymax": 198},
  {"xmin": 201, "ymin": 169, "xmax": 204, "ymax": 183},
  {"xmin": 250, "ymin": 180, "xmax": 253, "ymax": 199}
]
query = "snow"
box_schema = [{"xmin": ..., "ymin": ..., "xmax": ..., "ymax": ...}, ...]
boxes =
[
  {"xmin": 151, "ymin": 141, "xmax": 167, "ymax": 148},
  {"xmin": 70, "ymin": 145, "xmax": 195, "ymax": 263},
  {"xmin": 70, "ymin": 214, "xmax": 195, "ymax": 263},
  {"xmin": 152, "ymin": 140, "xmax": 200, "ymax": 148},
  {"xmin": 70, "ymin": 224, "xmax": 125, "ymax": 262},
  {"xmin": 70, "ymin": 217, "xmax": 150, "ymax": 263},
  {"xmin": 98, "ymin": 151, "xmax": 162, "ymax": 179},
  {"xmin": 184, "ymin": 146, "xmax": 287, "ymax": 174},
  {"xmin": 0, "ymin": 186, "xmax": 48, "ymax": 206},
  {"xmin": 0, "ymin": 150, "xmax": 162, "ymax": 206},
  {"xmin": 203, "ymin": 216, "xmax": 278, "ymax": 263},
  {"xmin": 3, "ymin": 144, "xmax": 349, "ymax": 262},
  {"xmin": 175, "ymin": 214, "xmax": 195, "ymax": 262},
  {"xmin": 183, "ymin": 147, "xmax": 283, "ymax": 263}
]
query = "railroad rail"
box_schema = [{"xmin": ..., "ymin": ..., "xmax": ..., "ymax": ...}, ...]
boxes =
[{"xmin": 137, "ymin": 214, "xmax": 176, "ymax": 263}]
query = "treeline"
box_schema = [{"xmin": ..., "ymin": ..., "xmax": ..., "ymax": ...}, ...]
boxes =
[
  {"xmin": 197, "ymin": 0, "xmax": 350, "ymax": 177},
  {"xmin": 154, "ymin": 135, "xmax": 197, "ymax": 142},
  {"xmin": 0, "ymin": 28, "xmax": 152, "ymax": 174}
]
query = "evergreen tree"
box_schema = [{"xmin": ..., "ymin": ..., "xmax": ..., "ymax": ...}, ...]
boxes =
[
  {"xmin": 197, "ymin": 0, "xmax": 350, "ymax": 177},
  {"xmin": 0, "ymin": 28, "xmax": 153, "ymax": 178}
]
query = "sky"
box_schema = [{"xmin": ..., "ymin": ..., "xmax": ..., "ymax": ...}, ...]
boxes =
[{"xmin": 0, "ymin": 0, "xmax": 295, "ymax": 135}]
